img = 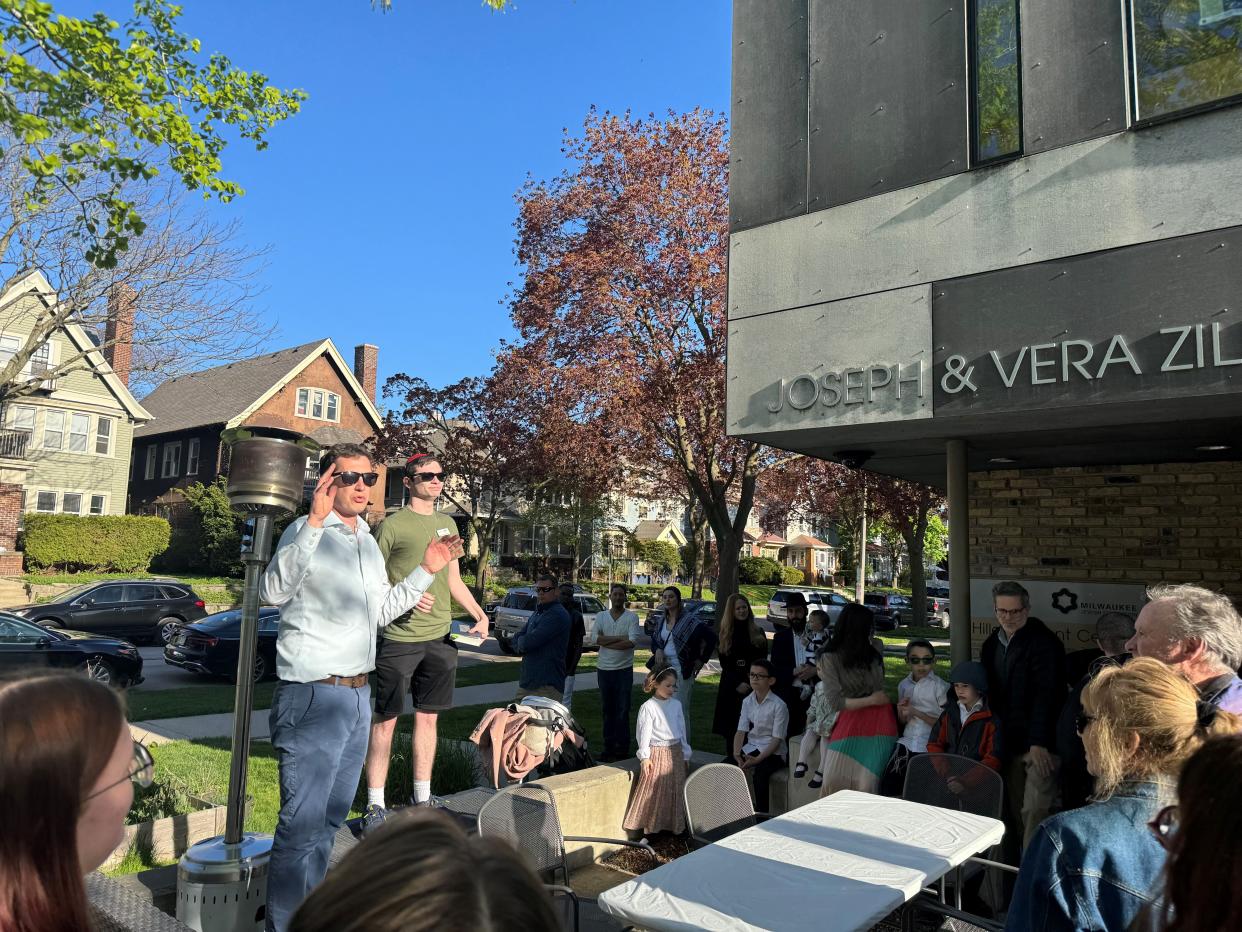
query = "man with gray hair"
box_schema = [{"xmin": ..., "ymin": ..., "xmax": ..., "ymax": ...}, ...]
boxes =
[{"xmin": 1126, "ymin": 583, "xmax": 1242, "ymax": 714}]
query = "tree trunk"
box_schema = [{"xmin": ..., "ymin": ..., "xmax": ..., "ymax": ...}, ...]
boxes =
[{"xmin": 688, "ymin": 505, "xmax": 710, "ymax": 598}]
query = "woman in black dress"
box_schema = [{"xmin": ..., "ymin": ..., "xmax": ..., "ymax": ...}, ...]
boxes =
[{"xmin": 712, "ymin": 593, "xmax": 770, "ymax": 763}]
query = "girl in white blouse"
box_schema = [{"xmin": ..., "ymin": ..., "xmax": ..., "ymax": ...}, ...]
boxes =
[{"xmin": 624, "ymin": 668, "xmax": 691, "ymax": 834}]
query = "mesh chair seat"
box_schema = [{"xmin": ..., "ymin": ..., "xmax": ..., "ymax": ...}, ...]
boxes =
[
  {"xmin": 476, "ymin": 782, "xmax": 656, "ymax": 932},
  {"xmin": 902, "ymin": 753, "xmax": 1003, "ymax": 820},
  {"xmin": 684, "ymin": 763, "xmax": 767, "ymax": 848},
  {"xmin": 85, "ymin": 873, "xmax": 194, "ymax": 932}
]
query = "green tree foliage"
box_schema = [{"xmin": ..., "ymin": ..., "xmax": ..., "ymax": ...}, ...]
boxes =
[
  {"xmin": 1132, "ymin": 0, "xmax": 1242, "ymax": 118},
  {"xmin": 177, "ymin": 478, "xmax": 241, "ymax": 576},
  {"xmin": 0, "ymin": 0, "xmax": 305, "ymax": 266},
  {"xmin": 636, "ymin": 539, "xmax": 681, "ymax": 577},
  {"xmin": 739, "ymin": 555, "xmax": 782, "ymax": 585},
  {"xmin": 24, "ymin": 513, "xmax": 169, "ymax": 571},
  {"xmin": 780, "ymin": 565, "xmax": 804, "ymax": 586},
  {"xmin": 923, "ymin": 514, "xmax": 949, "ymax": 568}
]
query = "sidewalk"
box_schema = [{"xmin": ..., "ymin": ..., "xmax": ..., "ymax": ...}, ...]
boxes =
[{"xmin": 129, "ymin": 669, "xmax": 647, "ymax": 744}]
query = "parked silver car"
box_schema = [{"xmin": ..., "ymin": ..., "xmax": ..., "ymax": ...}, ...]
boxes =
[
  {"xmin": 767, "ymin": 588, "xmax": 852, "ymax": 624},
  {"xmin": 492, "ymin": 587, "xmax": 605, "ymax": 652}
]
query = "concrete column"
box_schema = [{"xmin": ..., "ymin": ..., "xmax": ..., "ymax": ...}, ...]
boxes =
[{"xmin": 947, "ymin": 439, "xmax": 971, "ymax": 667}]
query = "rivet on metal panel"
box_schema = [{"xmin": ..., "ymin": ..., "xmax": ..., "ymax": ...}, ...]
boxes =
[
  {"xmin": 1215, "ymin": 308, "xmax": 1230, "ymax": 316},
  {"xmin": 1049, "ymin": 270, "xmax": 1067, "ymax": 281},
  {"xmin": 814, "ymin": 289, "xmax": 823, "ymax": 295},
  {"xmin": 812, "ymin": 126, "xmax": 821, "ymax": 133},
  {"xmin": 932, "ymin": 7, "xmax": 955, "ymax": 24},
  {"xmin": 872, "ymin": 178, "xmax": 886, "ymax": 187},
  {"xmin": 1033, "ymin": 61, "xmax": 1042, "ymax": 68},
  {"xmin": 870, "ymin": 32, "xmax": 886, "ymax": 45},
  {"xmin": 815, "ymin": 220, "xmax": 823, "ymax": 227},
  {"xmin": 1034, "ymin": 135, "xmax": 1043, "ymax": 142},
  {"xmin": 1153, "ymin": 221, "xmax": 1165, "ymax": 228},
  {"xmin": 812, "ymin": 58, "xmax": 822, "ymax": 65},
  {"xmin": 1211, "ymin": 243, "xmax": 1228, "ymax": 252},
  {"xmin": 911, "ymin": 269, "xmax": 920, "ymax": 276},
  {"xmin": 1019, "ymin": 247, "xmax": 1032, "ymax": 255},
  {"xmin": 816, "ymin": 314, "xmax": 826, "ymax": 321},
  {"xmin": 872, "ymin": 105, "xmax": 885, "ymax": 114}
]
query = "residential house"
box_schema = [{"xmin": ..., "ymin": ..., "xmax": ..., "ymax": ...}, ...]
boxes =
[
  {"xmin": 0, "ymin": 271, "xmax": 151, "ymax": 571},
  {"xmin": 130, "ymin": 340, "xmax": 385, "ymax": 519}
]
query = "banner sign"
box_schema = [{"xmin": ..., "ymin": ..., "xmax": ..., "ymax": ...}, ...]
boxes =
[{"xmin": 968, "ymin": 578, "xmax": 1147, "ymax": 656}]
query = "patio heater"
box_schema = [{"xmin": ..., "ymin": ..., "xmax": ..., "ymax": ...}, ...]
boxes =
[{"xmin": 177, "ymin": 427, "xmax": 319, "ymax": 932}]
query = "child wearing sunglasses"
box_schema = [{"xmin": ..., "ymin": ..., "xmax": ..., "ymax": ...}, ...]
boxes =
[{"xmin": 880, "ymin": 640, "xmax": 949, "ymax": 795}]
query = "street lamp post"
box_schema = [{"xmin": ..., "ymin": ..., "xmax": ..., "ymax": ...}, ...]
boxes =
[{"xmin": 176, "ymin": 426, "xmax": 319, "ymax": 932}]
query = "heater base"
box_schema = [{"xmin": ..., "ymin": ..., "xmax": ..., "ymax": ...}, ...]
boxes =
[{"xmin": 176, "ymin": 833, "xmax": 271, "ymax": 932}]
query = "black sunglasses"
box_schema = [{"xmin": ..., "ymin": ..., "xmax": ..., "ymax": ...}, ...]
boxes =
[
  {"xmin": 908, "ymin": 656, "xmax": 935, "ymax": 665},
  {"xmin": 335, "ymin": 471, "xmax": 379, "ymax": 487},
  {"xmin": 535, "ymin": 585, "xmax": 555, "ymax": 593},
  {"xmin": 87, "ymin": 741, "xmax": 154, "ymax": 799},
  {"xmin": 410, "ymin": 470, "xmax": 447, "ymax": 483},
  {"xmin": 1075, "ymin": 713, "xmax": 1095, "ymax": 735}
]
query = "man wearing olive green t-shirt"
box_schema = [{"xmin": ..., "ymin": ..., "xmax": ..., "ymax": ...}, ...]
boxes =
[{"xmin": 363, "ymin": 455, "xmax": 488, "ymax": 817}]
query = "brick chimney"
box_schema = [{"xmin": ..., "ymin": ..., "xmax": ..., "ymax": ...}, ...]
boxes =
[
  {"xmin": 104, "ymin": 285, "xmax": 135, "ymax": 386},
  {"xmin": 354, "ymin": 343, "xmax": 378, "ymax": 402}
]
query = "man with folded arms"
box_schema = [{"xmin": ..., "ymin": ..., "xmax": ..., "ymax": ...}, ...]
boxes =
[{"xmin": 260, "ymin": 443, "xmax": 463, "ymax": 932}]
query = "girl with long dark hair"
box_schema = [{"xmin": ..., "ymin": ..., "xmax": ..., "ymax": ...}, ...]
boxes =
[
  {"xmin": 816, "ymin": 603, "xmax": 897, "ymax": 797},
  {"xmin": 0, "ymin": 671, "xmax": 153, "ymax": 932}
]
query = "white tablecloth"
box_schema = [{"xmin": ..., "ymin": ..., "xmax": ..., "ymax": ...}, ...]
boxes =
[{"xmin": 597, "ymin": 790, "xmax": 1004, "ymax": 932}]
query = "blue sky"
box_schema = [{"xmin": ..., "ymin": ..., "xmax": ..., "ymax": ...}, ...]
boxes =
[{"xmin": 129, "ymin": 1, "xmax": 732, "ymax": 403}]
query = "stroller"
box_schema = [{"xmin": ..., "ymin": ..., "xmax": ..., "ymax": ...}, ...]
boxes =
[{"xmin": 471, "ymin": 695, "xmax": 596, "ymax": 789}]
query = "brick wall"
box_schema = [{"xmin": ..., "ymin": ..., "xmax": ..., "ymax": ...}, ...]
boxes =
[
  {"xmin": 969, "ymin": 461, "xmax": 1242, "ymax": 601},
  {"xmin": 0, "ymin": 482, "xmax": 24, "ymax": 573}
]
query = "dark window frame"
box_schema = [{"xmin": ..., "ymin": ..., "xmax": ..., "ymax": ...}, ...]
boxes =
[
  {"xmin": 1126, "ymin": 0, "xmax": 1242, "ymax": 127},
  {"xmin": 968, "ymin": 0, "xmax": 1025, "ymax": 166}
]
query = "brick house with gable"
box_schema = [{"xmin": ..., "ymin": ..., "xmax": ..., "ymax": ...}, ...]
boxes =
[{"xmin": 129, "ymin": 340, "xmax": 387, "ymax": 519}]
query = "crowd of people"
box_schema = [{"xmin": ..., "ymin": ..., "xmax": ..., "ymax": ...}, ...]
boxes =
[{"xmin": 4, "ymin": 442, "xmax": 1242, "ymax": 931}]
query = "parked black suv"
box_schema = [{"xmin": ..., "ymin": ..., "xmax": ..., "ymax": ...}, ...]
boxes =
[{"xmin": 7, "ymin": 579, "xmax": 208, "ymax": 644}]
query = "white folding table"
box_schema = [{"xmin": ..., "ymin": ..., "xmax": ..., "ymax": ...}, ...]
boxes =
[{"xmin": 597, "ymin": 790, "xmax": 1005, "ymax": 932}]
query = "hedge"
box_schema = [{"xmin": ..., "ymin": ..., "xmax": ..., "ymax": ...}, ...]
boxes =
[
  {"xmin": 781, "ymin": 566, "xmax": 805, "ymax": 586},
  {"xmin": 739, "ymin": 556, "xmax": 783, "ymax": 585},
  {"xmin": 24, "ymin": 514, "xmax": 171, "ymax": 573}
]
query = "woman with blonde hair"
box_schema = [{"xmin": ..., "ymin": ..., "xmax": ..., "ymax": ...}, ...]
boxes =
[
  {"xmin": 0, "ymin": 671, "xmax": 154, "ymax": 932},
  {"xmin": 1008, "ymin": 657, "xmax": 1239, "ymax": 932},
  {"xmin": 712, "ymin": 593, "xmax": 769, "ymax": 764}
]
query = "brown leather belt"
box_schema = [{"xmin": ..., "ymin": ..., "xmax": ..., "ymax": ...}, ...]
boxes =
[{"xmin": 317, "ymin": 673, "xmax": 368, "ymax": 688}]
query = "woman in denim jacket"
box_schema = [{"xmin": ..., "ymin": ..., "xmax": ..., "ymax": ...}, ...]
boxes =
[{"xmin": 1008, "ymin": 658, "xmax": 1240, "ymax": 931}]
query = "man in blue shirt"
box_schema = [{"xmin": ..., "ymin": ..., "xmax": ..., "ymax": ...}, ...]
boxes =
[
  {"xmin": 512, "ymin": 572, "xmax": 572, "ymax": 701},
  {"xmin": 259, "ymin": 443, "xmax": 463, "ymax": 932}
]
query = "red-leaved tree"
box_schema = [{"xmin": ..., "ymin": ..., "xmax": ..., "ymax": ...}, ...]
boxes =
[{"xmin": 508, "ymin": 108, "xmax": 772, "ymax": 605}]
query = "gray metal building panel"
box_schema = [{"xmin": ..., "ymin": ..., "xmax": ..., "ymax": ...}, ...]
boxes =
[
  {"xmin": 730, "ymin": 0, "xmax": 809, "ymax": 233},
  {"xmin": 727, "ymin": 104, "xmax": 1242, "ymax": 321},
  {"xmin": 1019, "ymin": 0, "xmax": 1128, "ymax": 155},
  {"xmin": 808, "ymin": 0, "xmax": 968, "ymax": 210},
  {"xmin": 931, "ymin": 226, "xmax": 1242, "ymax": 418}
]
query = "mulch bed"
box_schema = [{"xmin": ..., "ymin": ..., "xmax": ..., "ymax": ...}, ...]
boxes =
[{"xmin": 601, "ymin": 832, "xmax": 690, "ymax": 874}]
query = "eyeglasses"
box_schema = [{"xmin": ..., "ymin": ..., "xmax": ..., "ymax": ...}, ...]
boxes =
[
  {"xmin": 1074, "ymin": 713, "xmax": 1095, "ymax": 735},
  {"xmin": 748, "ymin": 672, "xmax": 773, "ymax": 680},
  {"xmin": 995, "ymin": 607, "xmax": 1028, "ymax": 618},
  {"xmin": 534, "ymin": 585, "xmax": 555, "ymax": 593},
  {"xmin": 1148, "ymin": 804, "xmax": 1178, "ymax": 850},
  {"xmin": 410, "ymin": 471, "xmax": 447, "ymax": 484},
  {"xmin": 87, "ymin": 741, "xmax": 154, "ymax": 800},
  {"xmin": 335, "ymin": 471, "xmax": 379, "ymax": 487},
  {"xmin": 908, "ymin": 657, "xmax": 935, "ymax": 665}
]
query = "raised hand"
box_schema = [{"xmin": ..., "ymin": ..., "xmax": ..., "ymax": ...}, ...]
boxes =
[
  {"xmin": 307, "ymin": 465, "xmax": 338, "ymax": 528},
  {"xmin": 420, "ymin": 535, "xmax": 465, "ymax": 575}
]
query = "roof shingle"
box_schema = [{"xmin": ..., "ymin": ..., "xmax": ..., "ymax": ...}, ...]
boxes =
[{"xmin": 135, "ymin": 341, "xmax": 325, "ymax": 437}]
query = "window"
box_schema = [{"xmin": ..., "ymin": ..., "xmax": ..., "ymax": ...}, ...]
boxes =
[
  {"xmin": 95, "ymin": 417, "xmax": 113, "ymax": 455},
  {"xmin": 89, "ymin": 494, "xmax": 105, "ymax": 515},
  {"xmin": 7, "ymin": 405, "xmax": 34, "ymax": 435},
  {"xmin": 43, "ymin": 410, "xmax": 64, "ymax": 450},
  {"xmin": 126, "ymin": 584, "xmax": 158, "ymax": 601},
  {"xmin": 159, "ymin": 586, "xmax": 188, "ymax": 599},
  {"xmin": 36, "ymin": 491, "xmax": 57, "ymax": 512},
  {"xmin": 970, "ymin": 0, "xmax": 1022, "ymax": 163},
  {"xmin": 186, "ymin": 437, "xmax": 200, "ymax": 476},
  {"xmin": 90, "ymin": 586, "xmax": 125, "ymax": 605},
  {"xmin": 162, "ymin": 441, "xmax": 181, "ymax": 478},
  {"xmin": 1132, "ymin": 1, "xmax": 1242, "ymax": 121},
  {"xmin": 295, "ymin": 386, "xmax": 342, "ymax": 422},
  {"xmin": 144, "ymin": 445, "xmax": 157, "ymax": 480},
  {"xmin": 68, "ymin": 413, "xmax": 89, "ymax": 452},
  {"xmin": 28, "ymin": 341, "xmax": 52, "ymax": 379},
  {"xmin": 0, "ymin": 335, "xmax": 17, "ymax": 368},
  {"xmin": 62, "ymin": 492, "xmax": 82, "ymax": 514}
]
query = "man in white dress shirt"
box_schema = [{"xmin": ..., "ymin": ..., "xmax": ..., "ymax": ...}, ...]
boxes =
[{"xmin": 259, "ymin": 443, "xmax": 463, "ymax": 932}]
